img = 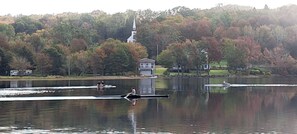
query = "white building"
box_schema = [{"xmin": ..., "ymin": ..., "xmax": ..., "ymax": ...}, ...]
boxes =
[
  {"xmin": 10, "ymin": 70, "xmax": 32, "ymax": 76},
  {"xmin": 139, "ymin": 58, "xmax": 155, "ymax": 76},
  {"xmin": 127, "ymin": 18, "xmax": 136, "ymax": 43}
]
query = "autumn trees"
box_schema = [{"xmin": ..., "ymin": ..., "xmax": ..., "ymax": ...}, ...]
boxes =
[
  {"xmin": 1, "ymin": 5, "xmax": 297, "ymax": 75},
  {"xmin": 157, "ymin": 39, "xmax": 207, "ymax": 74},
  {"xmin": 157, "ymin": 5, "xmax": 297, "ymax": 75},
  {"xmin": 60, "ymin": 39, "xmax": 146, "ymax": 76},
  {"xmin": 0, "ymin": 11, "xmax": 149, "ymax": 76}
]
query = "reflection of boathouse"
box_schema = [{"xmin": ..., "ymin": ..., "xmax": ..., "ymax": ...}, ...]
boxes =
[
  {"xmin": 139, "ymin": 78, "xmax": 155, "ymax": 95},
  {"xmin": 139, "ymin": 58, "xmax": 155, "ymax": 76},
  {"xmin": 10, "ymin": 81, "xmax": 32, "ymax": 88}
]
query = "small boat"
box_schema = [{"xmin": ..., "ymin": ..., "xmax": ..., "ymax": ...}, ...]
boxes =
[
  {"xmin": 222, "ymin": 81, "xmax": 231, "ymax": 88},
  {"xmin": 204, "ymin": 83, "xmax": 297, "ymax": 88},
  {"xmin": 120, "ymin": 94, "xmax": 169, "ymax": 99},
  {"xmin": 103, "ymin": 85, "xmax": 116, "ymax": 88},
  {"xmin": 149, "ymin": 76, "xmax": 158, "ymax": 79}
]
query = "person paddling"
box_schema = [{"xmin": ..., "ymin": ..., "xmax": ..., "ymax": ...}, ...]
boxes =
[
  {"xmin": 223, "ymin": 81, "xmax": 230, "ymax": 87},
  {"xmin": 124, "ymin": 88, "xmax": 136, "ymax": 98},
  {"xmin": 97, "ymin": 81, "xmax": 104, "ymax": 90},
  {"xmin": 124, "ymin": 88, "xmax": 137, "ymax": 106}
]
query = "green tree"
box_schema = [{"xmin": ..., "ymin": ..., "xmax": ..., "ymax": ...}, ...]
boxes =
[
  {"xmin": 113, "ymin": 45, "xmax": 131, "ymax": 74},
  {"xmin": 158, "ymin": 39, "xmax": 206, "ymax": 75},
  {"xmin": 157, "ymin": 49, "xmax": 174, "ymax": 68},
  {"xmin": 0, "ymin": 48, "xmax": 11, "ymax": 75},
  {"xmin": 169, "ymin": 42, "xmax": 189, "ymax": 74},
  {"xmin": 184, "ymin": 40, "xmax": 206, "ymax": 74},
  {"xmin": 284, "ymin": 25, "xmax": 297, "ymax": 58},
  {"xmin": 172, "ymin": 6, "xmax": 196, "ymax": 17},
  {"xmin": 43, "ymin": 47, "xmax": 64, "ymax": 75},
  {"xmin": 51, "ymin": 20, "xmax": 74, "ymax": 45},
  {"xmin": 0, "ymin": 23, "xmax": 15, "ymax": 39},
  {"xmin": 99, "ymin": 39, "xmax": 147, "ymax": 75},
  {"xmin": 137, "ymin": 23, "xmax": 157, "ymax": 58},
  {"xmin": 138, "ymin": 16, "xmax": 181, "ymax": 59},
  {"xmin": 255, "ymin": 25, "xmax": 277, "ymax": 50},
  {"xmin": 25, "ymin": 33, "xmax": 46, "ymax": 52},
  {"xmin": 12, "ymin": 16, "xmax": 43, "ymax": 34},
  {"xmin": 100, "ymin": 39, "xmax": 124, "ymax": 75},
  {"xmin": 104, "ymin": 13, "xmax": 130, "ymax": 41},
  {"xmin": 223, "ymin": 39, "xmax": 247, "ymax": 72}
]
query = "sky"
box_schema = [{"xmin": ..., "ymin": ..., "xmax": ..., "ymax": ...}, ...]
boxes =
[{"xmin": 1, "ymin": 0, "xmax": 297, "ymax": 16}]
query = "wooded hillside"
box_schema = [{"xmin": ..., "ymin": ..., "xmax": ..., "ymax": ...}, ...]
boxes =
[{"xmin": 1, "ymin": 4, "xmax": 297, "ymax": 75}]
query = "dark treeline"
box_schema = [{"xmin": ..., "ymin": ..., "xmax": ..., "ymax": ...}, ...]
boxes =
[{"xmin": 1, "ymin": 4, "xmax": 297, "ymax": 76}]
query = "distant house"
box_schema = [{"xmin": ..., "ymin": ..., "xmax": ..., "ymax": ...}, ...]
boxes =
[
  {"xmin": 139, "ymin": 58, "xmax": 155, "ymax": 76},
  {"xmin": 10, "ymin": 70, "xmax": 32, "ymax": 76},
  {"xmin": 10, "ymin": 70, "xmax": 18, "ymax": 76}
]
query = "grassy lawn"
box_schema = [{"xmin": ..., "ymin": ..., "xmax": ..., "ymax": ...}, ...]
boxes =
[
  {"xmin": 155, "ymin": 66, "xmax": 167, "ymax": 75},
  {"xmin": 156, "ymin": 65, "xmax": 229, "ymax": 76},
  {"xmin": 210, "ymin": 61, "xmax": 227, "ymax": 68},
  {"xmin": 209, "ymin": 70, "xmax": 229, "ymax": 76}
]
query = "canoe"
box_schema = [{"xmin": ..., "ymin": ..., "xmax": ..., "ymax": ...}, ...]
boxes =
[
  {"xmin": 204, "ymin": 84, "xmax": 297, "ymax": 87},
  {"xmin": 120, "ymin": 94, "xmax": 169, "ymax": 99},
  {"xmin": 100, "ymin": 85, "xmax": 116, "ymax": 88}
]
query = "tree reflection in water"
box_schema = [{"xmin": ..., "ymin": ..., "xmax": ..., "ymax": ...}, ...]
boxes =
[{"xmin": 128, "ymin": 108, "xmax": 137, "ymax": 134}]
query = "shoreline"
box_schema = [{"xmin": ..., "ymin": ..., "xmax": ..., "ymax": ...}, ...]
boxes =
[
  {"xmin": 0, "ymin": 76, "xmax": 145, "ymax": 81},
  {"xmin": 0, "ymin": 74, "xmax": 292, "ymax": 81}
]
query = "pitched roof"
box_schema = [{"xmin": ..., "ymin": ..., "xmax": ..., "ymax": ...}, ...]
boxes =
[{"xmin": 139, "ymin": 58, "xmax": 155, "ymax": 63}]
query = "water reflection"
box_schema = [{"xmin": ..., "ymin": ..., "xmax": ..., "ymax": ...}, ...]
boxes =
[
  {"xmin": 138, "ymin": 78, "xmax": 155, "ymax": 95},
  {"xmin": 0, "ymin": 80, "xmax": 106, "ymax": 88},
  {"xmin": 171, "ymin": 77, "xmax": 183, "ymax": 91},
  {"xmin": 10, "ymin": 80, "xmax": 32, "ymax": 88},
  {"xmin": 0, "ymin": 77, "xmax": 297, "ymax": 133},
  {"xmin": 128, "ymin": 109, "xmax": 137, "ymax": 134},
  {"xmin": 204, "ymin": 89, "xmax": 209, "ymax": 105}
]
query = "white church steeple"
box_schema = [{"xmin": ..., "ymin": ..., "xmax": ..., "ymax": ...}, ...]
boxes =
[{"xmin": 127, "ymin": 18, "xmax": 136, "ymax": 43}]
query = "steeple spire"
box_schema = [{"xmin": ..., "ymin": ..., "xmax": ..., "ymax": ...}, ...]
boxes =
[
  {"xmin": 133, "ymin": 18, "xmax": 136, "ymax": 31},
  {"xmin": 127, "ymin": 17, "xmax": 136, "ymax": 43}
]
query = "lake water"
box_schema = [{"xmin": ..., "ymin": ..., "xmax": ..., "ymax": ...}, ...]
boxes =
[{"xmin": 0, "ymin": 76, "xmax": 297, "ymax": 133}]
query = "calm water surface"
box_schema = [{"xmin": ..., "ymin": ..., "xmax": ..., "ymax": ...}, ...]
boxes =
[{"xmin": 0, "ymin": 76, "xmax": 297, "ymax": 133}]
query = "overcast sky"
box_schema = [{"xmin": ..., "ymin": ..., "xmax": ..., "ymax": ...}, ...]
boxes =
[{"xmin": 1, "ymin": 0, "xmax": 297, "ymax": 15}]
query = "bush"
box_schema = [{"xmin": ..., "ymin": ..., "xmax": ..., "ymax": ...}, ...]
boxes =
[
  {"xmin": 163, "ymin": 69, "xmax": 170, "ymax": 76},
  {"xmin": 249, "ymin": 67, "xmax": 271, "ymax": 75},
  {"xmin": 250, "ymin": 69, "xmax": 262, "ymax": 75}
]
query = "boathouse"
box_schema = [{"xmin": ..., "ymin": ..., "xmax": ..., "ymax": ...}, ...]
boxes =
[{"xmin": 139, "ymin": 58, "xmax": 155, "ymax": 76}]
